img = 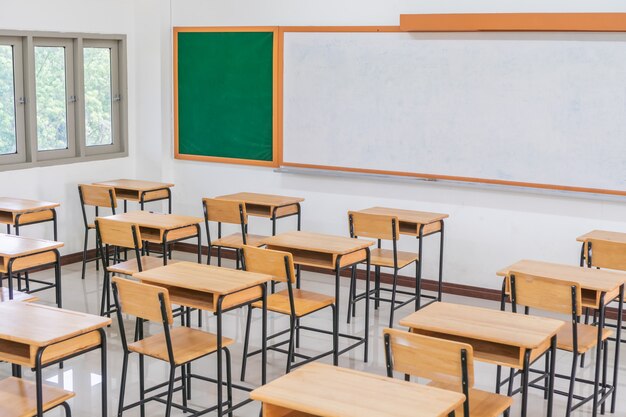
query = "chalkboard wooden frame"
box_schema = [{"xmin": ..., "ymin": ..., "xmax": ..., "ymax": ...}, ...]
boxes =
[{"xmin": 173, "ymin": 26, "xmax": 279, "ymax": 167}]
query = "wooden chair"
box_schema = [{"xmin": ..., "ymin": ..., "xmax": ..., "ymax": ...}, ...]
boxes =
[
  {"xmin": 240, "ymin": 245, "xmax": 337, "ymax": 381},
  {"xmin": 581, "ymin": 238, "xmax": 626, "ymax": 343},
  {"xmin": 202, "ymin": 198, "xmax": 265, "ymax": 268},
  {"xmin": 78, "ymin": 184, "xmax": 117, "ymax": 280},
  {"xmin": 112, "ymin": 277, "xmax": 233, "ymax": 417},
  {"xmin": 0, "ymin": 376, "xmax": 74, "ymax": 416},
  {"xmin": 347, "ymin": 211, "xmax": 418, "ymax": 327},
  {"xmin": 383, "ymin": 328, "xmax": 512, "ymax": 417},
  {"xmin": 95, "ymin": 217, "xmax": 176, "ymax": 317},
  {"xmin": 508, "ymin": 272, "xmax": 612, "ymax": 417}
]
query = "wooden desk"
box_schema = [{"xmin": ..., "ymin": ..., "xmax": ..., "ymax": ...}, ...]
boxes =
[
  {"xmin": 101, "ymin": 211, "xmax": 202, "ymax": 263},
  {"xmin": 216, "ymin": 192, "xmax": 304, "ymax": 235},
  {"xmin": 0, "ymin": 197, "xmax": 59, "ymax": 240},
  {"xmin": 0, "ymin": 302, "xmax": 110, "ymax": 417},
  {"xmin": 93, "ymin": 179, "xmax": 174, "ymax": 213},
  {"xmin": 0, "ymin": 234, "xmax": 63, "ymax": 306},
  {"xmin": 496, "ymin": 260, "xmax": 624, "ymax": 417},
  {"xmin": 134, "ymin": 261, "xmax": 271, "ymax": 417},
  {"xmin": 400, "ymin": 302, "xmax": 563, "ymax": 417},
  {"xmin": 251, "ymin": 362, "xmax": 466, "ymax": 417},
  {"xmin": 262, "ymin": 231, "xmax": 373, "ymax": 362},
  {"xmin": 358, "ymin": 207, "xmax": 448, "ymax": 307}
]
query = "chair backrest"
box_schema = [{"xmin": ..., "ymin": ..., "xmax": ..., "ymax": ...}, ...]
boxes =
[
  {"xmin": 348, "ymin": 212, "xmax": 399, "ymax": 241},
  {"xmin": 95, "ymin": 218, "xmax": 143, "ymax": 250},
  {"xmin": 203, "ymin": 198, "xmax": 247, "ymax": 225},
  {"xmin": 112, "ymin": 276, "xmax": 173, "ymax": 324},
  {"xmin": 243, "ymin": 245, "xmax": 295, "ymax": 284},
  {"xmin": 383, "ymin": 328, "xmax": 474, "ymax": 392},
  {"xmin": 79, "ymin": 184, "xmax": 117, "ymax": 209},
  {"xmin": 587, "ymin": 239, "xmax": 626, "ymax": 271},
  {"xmin": 509, "ymin": 272, "xmax": 582, "ymax": 317}
]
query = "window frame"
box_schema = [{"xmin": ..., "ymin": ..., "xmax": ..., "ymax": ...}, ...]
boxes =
[
  {"xmin": 0, "ymin": 30, "xmax": 127, "ymax": 171},
  {"xmin": 0, "ymin": 37, "xmax": 26, "ymax": 164},
  {"xmin": 32, "ymin": 37, "xmax": 77, "ymax": 161},
  {"xmin": 82, "ymin": 39, "xmax": 122, "ymax": 156}
]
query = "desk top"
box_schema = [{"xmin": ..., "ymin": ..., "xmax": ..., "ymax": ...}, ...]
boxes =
[
  {"xmin": 0, "ymin": 198, "xmax": 59, "ymax": 213},
  {"xmin": 358, "ymin": 207, "xmax": 448, "ymax": 225},
  {"xmin": 577, "ymin": 230, "xmax": 626, "ymax": 244},
  {"xmin": 262, "ymin": 231, "xmax": 373, "ymax": 255},
  {"xmin": 250, "ymin": 363, "xmax": 465, "ymax": 417},
  {"xmin": 101, "ymin": 211, "xmax": 202, "ymax": 230},
  {"xmin": 0, "ymin": 303, "xmax": 110, "ymax": 347},
  {"xmin": 216, "ymin": 192, "xmax": 304, "ymax": 207},
  {"xmin": 134, "ymin": 261, "xmax": 272, "ymax": 296},
  {"xmin": 497, "ymin": 259, "xmax": 625, "ymax": 293},
  {"xmin": 399, "ymin": 302, "xmax": 564, "ymax": 349},
  {"xmin": 0, "ymin": 234, "xmax": 63, "ymax": 257},
  {"xmin": 93, "ymin": 179, "xmax": 174, "ymax": 191}
]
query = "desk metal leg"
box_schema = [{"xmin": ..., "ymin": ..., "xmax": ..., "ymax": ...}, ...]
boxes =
[
  {"xmin": 54, "ymin": 249, "xmax": 62, "ymax": 308},
  {"xmin": 262, "ymin": 283, "xmax": 267, "ymax": 384},
  {"xmin": 364, "ymin": 248, "xmax": 370, "ymax": 362},
  {"xmin": 592, "ymin": 294, "xmax": 606, "ymax": 417},
  {"xmin": 217, "ymin": 297, "xmax": 224, "ymax": 417},
  {"xmin": 521, "ymin": 349, "xmax": 531, "ymax": 417},
  {"xmin": 611, "ymin": 285, "xmax": 624, "ymax": 412},
  {"xmin": 547, "ymin": 336, "xmax": 557, "ymax": 417},
  {"xmin": 437, "ymin": 221, "xmax": 445, "ymax": 302},
  {"xmin": 98, "ymin": 328, "xmax": 108, "ymax": 417},
  {"xmin": 52, "ymin": 208, "xmax": 58, "ymax": 241}
]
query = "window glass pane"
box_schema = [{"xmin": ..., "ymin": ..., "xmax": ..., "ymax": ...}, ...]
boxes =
[
  {"xmin": 84, "ymin": 47, "xmax": 113, "ymax": 146},
  {"xmin": 0, "ymin": 45, "xmax": 17, "ymax": 155},
  {"xmin": 35, "ymin": 46, "xmax": 68, "ymax": 151}
]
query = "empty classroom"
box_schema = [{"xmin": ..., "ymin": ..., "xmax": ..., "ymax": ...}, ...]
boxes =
[{"xmin": 1, "ymin": 1, "xmax": 626, "ymax": 417}]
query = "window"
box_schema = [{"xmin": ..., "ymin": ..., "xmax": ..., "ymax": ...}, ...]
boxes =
[
  {"xmin": 0, "ymin": 31, "xmax": 127, "ymax": 170},
  {"xmin": 34, "ymin": 39, "xmax": 75, "ymax": 159},
  {"xmin": 0, "ymin": 37, "xmax": 25, "ymax": 164},
  {"xmin": 83, "ymin": 39, "xmax": 122, "ymax": 155}
]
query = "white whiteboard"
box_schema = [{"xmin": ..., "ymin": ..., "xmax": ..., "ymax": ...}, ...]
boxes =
[{"xmin": 282, "ymin": 32, "xmax": 626, "ymax": 192}]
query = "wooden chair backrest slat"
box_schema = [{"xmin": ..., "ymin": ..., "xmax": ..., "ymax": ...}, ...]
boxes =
[
  {"xmin": 383, "ymin": 328, "xmax": 474, "ymax": 392},
  {"xmin": 510, "ymin": 272, "xmax": 582, "ymax": 316},
  {"xmin": 203, "ymin": 198, "xmax": 247, "ymax": 225},
  {"xmin": 243, "ymin": 245, "xmax": 295, "ymax": 283},
  {"xmin": 79, "ymin": 184, "xmax": 117, "ymax": 208},
  {"xmin": 349, "ymin": 212, "xmax": 398, "ymax": 240},
  {"xmin": 588, "ymin": 239, "xmax": 626, "ymax": 271},
  {"xmin": 96, "ymin": 218, "xmax": 142, "ymax": 250},
  {"xmin": 112, "ymin": 277, "xmax": 173, "ymax": 324}
]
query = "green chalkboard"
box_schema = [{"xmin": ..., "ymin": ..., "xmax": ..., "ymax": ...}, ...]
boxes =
[{"xmin": 175, "ymin": 30, "xmax": 275, "ymax": 163}]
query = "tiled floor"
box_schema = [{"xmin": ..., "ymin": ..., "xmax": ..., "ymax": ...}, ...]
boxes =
[{"xmin": 2, "ymin": 252, "xmax": 624, "ymax": 416}]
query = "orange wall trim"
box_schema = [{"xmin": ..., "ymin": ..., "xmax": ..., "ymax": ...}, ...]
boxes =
[{"xmin": 400, "ymin": 13, "xmax": 626, "ymax": 32}]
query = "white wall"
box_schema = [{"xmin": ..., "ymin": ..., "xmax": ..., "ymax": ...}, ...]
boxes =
[
  {"xmin": 155, "ymin": 0, "xmax": 626, "ymax": 291},
  {"xmin": 0, "ymin": 0, "xmax": 139, "ymax": 253},
  {"xmin": 9, "ymin": 1, "xmax": 626, "ymax": 291}
]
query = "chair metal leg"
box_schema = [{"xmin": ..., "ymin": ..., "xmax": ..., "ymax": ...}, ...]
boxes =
[
  {"xmin": 374, "ymin": 266, "xmax": 381, "ymax": 310},
  {"xmin": 332, "ymin": 304, "xmax": 338, "ymax": 366},
  {"xmin": 388, "ymin": 269, "xmax": 399, "ymax": 328},
  {"xmin": 81, "ymin": 229, "xmax": 89, "ymax": 280},
  {"xmin": 139, "ymin": 354, "xmax": 145, "ymax": 417},
  {"xmin": 117, "ymin": 352, "xmax": 129, "ymax": 417},
  {"xmin": 565, "ymin": 354, "xmax": 579, "ymax": 417},
  {"xmin": 346, "ymin": 267, "xmax": 356, "ymax": 324},
  {"xmin": 164, "ymin": 365, "xmax": 176, "ymax": 417},
  {"xmin": 240, "ymin": 305, "xmax": 253, "ymax": 381},
  {"xmin": 181, "ymin": 362, "xmax": 188, "ymax": 410},
  {"xmin": 61, "ymin": 402, "xmax": 72, "ymax": 417},
  {"xmin": 286, "ymin": 317, "xmax": 296, "ymax": 373}
]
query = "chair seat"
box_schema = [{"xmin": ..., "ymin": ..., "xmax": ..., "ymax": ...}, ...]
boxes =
[
  {"xmin": 129, "ymin": 327, "xmax": 234, "ymax": 366},
  {"xmin": 211, "ymin": 233, "xmax": 266, "ymax": 250},
  {"xmin": 557, "ymin": 323, "xmax": 612, "ymax": 354},
  {"xmin": 87, "ymin": 223, "xmax": 95, "ymax": 229},
  {"xmin": 252, "ymin": 289, "xmax": 335, "ymax": 317},
  {"xmin": 0, "ymin": 376, "xmax": 74, "ymax": 417},
  {"xmin": 369, "ymin": 248, "xmax": 418, "ymax": 268},
  {"xmin": 429, "ymin": 382, "xmax": 512, "ymax": 417},
  {"xmin": 108, "ymin": 257, "xmax": 179, "ymax": 275}
]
